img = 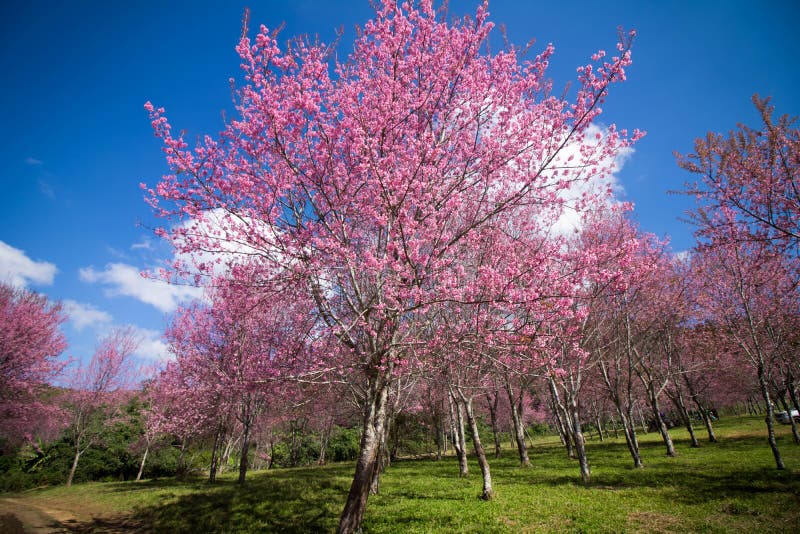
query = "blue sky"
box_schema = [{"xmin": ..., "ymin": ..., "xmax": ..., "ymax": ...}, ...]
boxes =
[{"xmin": 1, "ymin": 0, "xmax": 798, "ymax": 366}]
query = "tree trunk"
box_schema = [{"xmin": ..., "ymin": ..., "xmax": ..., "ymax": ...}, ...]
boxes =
[
  {"xmin": 669, "ymin": 386, "xmax": 699, "ymax": 448},
  {"xmin": 66, "ymin": 447, "xmax": 81, "ymax": 487},
  {"xmin": 684, "ymin": 375, "xmax": 718, "ymax": 443},
  {"xmin": 267, "ymin": 439, "xmax": 275, "ymax": 470},
  {"xmin": 594, "ymin": 416, "xmax": 605, "ymax": 442},
  {"xmin": 758, "ymin": 365, "xmax": 785, "ymax": 469},
  {"xmin": 636, "ymin": 403, "xmax": 648, "ymax": 434},
  {"xmin": 176, "ymin": 439, "xmax": 187, "ymax": 478},
  {"xmin": 136, "ymin": 446, "xmax": 149, "ymax": 482},
  {"xmin": 238, "ymin": 420, "xmax": 251, "ymax": 484},
  {"xmin": 504, "ymin": 379, "xmax": 530, "ymax": 466},
  {"xmin": 621, "ymin": 410, "xmax": 644, "ymax": 468},
  {"xmin": 370, "ymin": 414, "xmax": 393, "ymax": 495},
  {"xmin": 787, "ymin": 373, "xmax": 800, "ymax": 445},
  {"xmin": 448, "ymin": 391, "xmax": 469, "ymax": 477},
  {"xmin": 337, "ymin": 370, "xmax": 391, "ymax": 534},
  {"xmin": 462, "ymin": 396, "xmax": 493, "ymax": 500},
  {"xmin": 569, "ymin": 400, "xmax": 591, "ymax": 483},
  {"xmin": 435, "ymin": 414, "xmax": 445, "ymax": 460},
  {"xmin": 484, "ymin": 391, "xmax": 502, "ymax": 459},
  {"xmin": 221, "ymin": 433, "xmax": 238, "ymax": 473},
  {"xmin": 209, "ymin": 426, "xmax": 224, "ymax": 483},
  {"xmin": 649, "ymin": 388, "xmax": 676, "ymax": 457},
  {"xmin": 548, "ymin": 377, "xmax": 575, "ymax": 459}
]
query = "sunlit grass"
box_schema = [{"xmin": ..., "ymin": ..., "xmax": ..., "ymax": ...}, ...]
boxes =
[{"xmin": 11, "ymin": 415, "xmax": 800, "ymax": 533}]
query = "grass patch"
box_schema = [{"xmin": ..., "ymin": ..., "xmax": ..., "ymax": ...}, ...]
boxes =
[{"xmin": 5, "ymin": 415, "xmax": 800, "ymax": 533}]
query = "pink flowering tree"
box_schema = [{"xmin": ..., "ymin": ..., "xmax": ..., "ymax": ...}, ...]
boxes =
[
  {"xmin": 0, "ymin": 283, "xmax": 68, "ymax": 450},
  {"xmin": 678, "ymin": 96, "xmax": 800, "ymax": 469},
  {"xmin": 692, "ymin": 230, "xmax": 798, "ymax": 469},
  {"xmin": 678, "ymin": 95, "xmax": 800, "ymax": 257},
  {"xmin": 144, "ymin": 2, "xmax": 639, "ymax": 529},
  {"xmin": 62, "ymin": 326, "xmax": 138, "ymax": 486}
]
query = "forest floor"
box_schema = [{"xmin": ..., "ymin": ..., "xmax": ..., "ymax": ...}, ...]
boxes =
[{"xmin": 2, "ymin": 414, "xmax": 799, "ymax": 533}]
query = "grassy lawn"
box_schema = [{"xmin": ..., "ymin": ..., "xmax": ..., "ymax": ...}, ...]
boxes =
[{"xmin": 6, "ymin": 415, "xmax": 800, "ymax": 533}]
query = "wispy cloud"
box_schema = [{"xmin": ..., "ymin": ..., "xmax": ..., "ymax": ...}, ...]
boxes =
[
  {"xmin": 0, "ymin": 240, "xmax": 57, "ymax": 287},
  {"xmin": 63, "ymin": 299, "xmax": 113, "ymax": 331},
  {"xmin": 37, "ymin": 179, "xmax": 56, "ymax": 200},
  {"xmin": 25, "ymin": 156, "xmax": 44, "ymax": 166},
  {"xmin": 130, "ymin": 238, "xmax": 154, "ymax": 251},
  {"xmin": 105, "ymin": 245, "xmax": 130, "ymax": 260},
  {"xmin": 79, "ymin": 262, "xmax": 201, "ymax": 313}
]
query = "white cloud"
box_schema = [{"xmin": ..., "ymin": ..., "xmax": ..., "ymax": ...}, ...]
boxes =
[
  {"xmin": 25, "ymin": 157, "xmax": 43, "ymax": 166},
  {"xmin": 62, "ymin": 299, "xmax": 113, "ymax": 331},
  {"xmin": 79, "ymin": 262, "xmax": 202, "ymax": 313},
  {"xmin": 0, "ymin": 241, "xmax": 57, "ymax": 287},
  {"xmin": 544, "ymin": 124, "xmax": 633, "ymax": 236},
  {"xmin": 173, "ymin": 208, "xmax": 282, "ymax": 277},
  {"xmin": 130, "ymin": 238, "xmax": 153, "ymax": 251},
  {"xmin": 132, "ymin": 327, "xmax": 172, "ymax": 361}
]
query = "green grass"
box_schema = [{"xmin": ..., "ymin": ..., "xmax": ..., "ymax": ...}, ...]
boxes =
[{"xmin": 8, "ymin": 415, "xmax": 800, "ymax": 533}]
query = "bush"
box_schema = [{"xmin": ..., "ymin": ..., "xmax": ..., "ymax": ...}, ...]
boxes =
[{"xmin": 328, "ymin": 426, "xmax": 361, "ymax": 462}]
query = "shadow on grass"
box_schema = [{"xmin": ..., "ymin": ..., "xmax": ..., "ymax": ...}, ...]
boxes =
[
  {"xmin": 59, "ymin": 420, "xmax": 800, "ymax": 533},
  {"xmin": 63, "ymin": 464, "xmax": 355, "ymax": 533}
]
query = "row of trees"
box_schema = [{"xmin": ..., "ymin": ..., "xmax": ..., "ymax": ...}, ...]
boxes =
[
  {"xmin": 1, "ymin": 3, "xmax": 796, "ymax": 533},
  {"xmin": 137, "ymin": 3, "xmax": 798, "ymax": 532}
]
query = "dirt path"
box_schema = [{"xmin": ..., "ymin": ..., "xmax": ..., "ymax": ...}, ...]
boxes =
[{"xmin": 0, "ymin": 497, "xmax": 78, "ymax": 533}]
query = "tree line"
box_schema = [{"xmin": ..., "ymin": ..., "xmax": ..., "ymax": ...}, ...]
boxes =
[{"xmin": 1, "ymin": 2, "xmax": 798, "ymax": 533}]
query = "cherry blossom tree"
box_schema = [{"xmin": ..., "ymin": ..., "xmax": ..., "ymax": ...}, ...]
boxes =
[
  {"xmin": 144, "ymin": 2, "xmax": 639, "ymax": 529},
  {"xmin": 0, "ymin": 283, "xmax": 68, "ymax": 450},
  {"xmin": 692, "ymin": 232, "xmax": 798, "ymax": 469},
  {"xmin": 62, "ymin": 326, "xmax": 138, "ymax": 486},
  {"xmin": 678, "ymin": 95, "xmax": 800, "ymax": 258}
]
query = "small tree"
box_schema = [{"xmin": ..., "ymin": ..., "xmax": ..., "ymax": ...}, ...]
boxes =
[{"xmin": 63, "ymin": 326, "xmax": 138, "ymax": 486}]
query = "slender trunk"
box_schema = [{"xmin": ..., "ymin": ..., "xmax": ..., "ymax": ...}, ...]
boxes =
[
  {"xmin": 685, "ymin": 375, "xmax": 718, "ymax": 443},
  {"xmin": 462, "ymin": 396, "xmax": 493, "ymax": 500},
  {"xmin": 636, "ymin": 403, "xmax": 648, "ymax": 434},
  {"xmin": 484, "ymin": 391, "xmax": 502, "ymax": 459},
  {"xmin": 787, "ymin": 373, "xmax": 800, "ymax": 445},
  {"xmin": 548, "ymin": 377, "xmax": 575, "ymax": 459},
  {"xmin": 612, "ymin": 418, "xmax": 619, "ymax": 439},
  {"xmin": 238, "ymin": 420, "xmax": 251, "ymax": 484},
  {"xmin": 370, "ymin": 414, "xmax": 393, "ymax": 495},
  {"xmin": 338, "ymin": 369, "xmax": 391, "ymax": 534},
  {"xmin": 758, "ymin": 365, "xmax": 785, "ymax": 469},
  {"xmin": 318, "ymin": 426, "xmax": 329, "ymax": 465},
  {"xmin": 448, "ymin": 391, "xmax": 469, "ymax": 477},
  {"xmin": 209, "ymin": 425, "xmax": 224, "ymax": 483},
  {"xmin": 670, "ymin": 386, "xmax": 699, "ymax": 448},
  {"xmin": 66, "ymin": 447, "xmax": 81, "ymax": 487},
  {"xmin": 594, "ymin": 416, "xmax": 605, "ymax": 442},
  {"xmin": 746, "ymin": 397, "xmax": 756, "ymax": 415},
  {"xmin": 136, "ymin": 446, "xmax": 149, "ymax": 482},
  {"xmin": 649, "ymin": 388, "xmax": 676, "ymax": 457},
  {"xmin": 267, "ymin": 439, "xmax": 275, "ymax": 470},
  {"xmin": 504, "ymin": 379, "xmax": 530, "ymax": 466},
  {"xmin": 620, "ymin": 410, "xmax": 643, "ymax": 468},
  {"xmin": 569, "ymin": 400, "xmax": 591, "ymax": 483},
  {"xmin": 177, "ymin": 439, "xmax": 187, "ymax": 478},
  {"xmin": 435, "ymin": 414, "xmax": 444, "ymax": 460},
  {"xmin": 221, "ymin": 434, "xmax": 237, "ymax": 473}
]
